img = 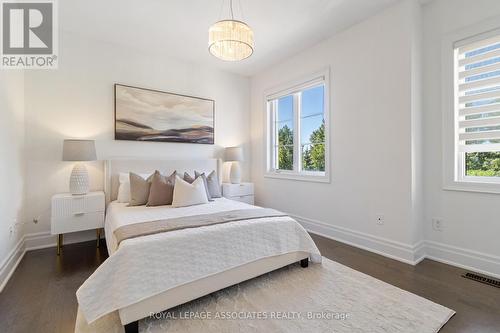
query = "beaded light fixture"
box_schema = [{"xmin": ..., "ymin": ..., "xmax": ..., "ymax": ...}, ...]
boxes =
[{"xmin": 208, "ymin": 0, "xmax": 254, "ymax": 61}]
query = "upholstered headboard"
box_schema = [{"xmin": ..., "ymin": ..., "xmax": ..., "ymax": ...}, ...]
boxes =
[{"xmin": 104, "ymin": 159, "xmax": 222, "ymax": 205}]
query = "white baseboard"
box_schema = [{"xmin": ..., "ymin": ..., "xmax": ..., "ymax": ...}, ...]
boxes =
[
  {"xmin": 23, "ymin": 230, "xmax": 101, "ymax": 251},
  {"xmin": 0, "ymin": 237, "xmax": 26, "ymax": 292},
  {"xmin": 2, "ymin": 220, "xmax": 500, "ymax": 292},
  {"xmin": 0, "ymin": 230, "xmax": 102, "ymax": 292},
  {"xmin": 24, "ymin": 232, "xmax": 56, "ymax": 251},
  {"xmin": 413, "ymin": 241, "xmax": 427, "ymax": 265},
  {"xmin": 424, "ymin": 240, "xmax": 500, "ymax": 279},
  {"xmin": 293, "ymin": 214, "xmax": 421, "ymax": 264},
  {"xmin": 293, "ymin": 214, "xmax": 500, "ymax": 279}
]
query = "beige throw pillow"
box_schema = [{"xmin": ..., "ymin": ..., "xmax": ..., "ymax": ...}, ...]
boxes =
[
  {"xmin": 172, "ymin": 176, "xmax": 209, "ymax": 208},
  {"xmin": 117, "ymin": 172, "xmax": 152, "ymax": 203},
  {"xmin": 195, "ymin": 170, "xmax": 221, "ymax": 198},
  {"xmin": 128, "ymin": 173, "xmax": 153, "ymax": 206},
  {"xmin": 147, "ymin": 171, "xmax": 176, "ymax": 207},
  {"xmin": 184, "ymin": 172, "xmax": 212, "ymax": 201}
]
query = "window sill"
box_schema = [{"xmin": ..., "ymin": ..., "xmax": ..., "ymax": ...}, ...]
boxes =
[
  {"xmin": 264, "ymin": 171, "xmax": 330, "ymax": 183},
  {"xmin": 443, "ymin": 180, "xmax": 500, "ymax": 195}
]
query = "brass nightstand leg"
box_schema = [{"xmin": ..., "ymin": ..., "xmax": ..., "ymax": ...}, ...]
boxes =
[
  {"xmin": 57, "ymin": 234, "xmax": 63, "ymax": 255},
  {"xmin": 96, "ymin": 229, "xmax": 100, "ymax": 248}
]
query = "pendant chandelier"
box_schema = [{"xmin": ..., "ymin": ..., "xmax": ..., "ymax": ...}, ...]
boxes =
[{"xmin": 208, "ymin": 0, "xmax": 254, "ymax": 61}]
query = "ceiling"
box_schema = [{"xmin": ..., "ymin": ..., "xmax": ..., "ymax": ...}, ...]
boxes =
[{"xmin": 60, "ymin": 0, "xmax": 401, "ymax": 76}]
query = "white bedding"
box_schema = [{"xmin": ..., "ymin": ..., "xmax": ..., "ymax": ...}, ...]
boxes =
[
  {"xmin": 77, "ymin": 198, "xmax": 322, "ymax": 324},
  {"xmin": 105, "ymin": 198, "xmax": 263, "ymax": 254}
]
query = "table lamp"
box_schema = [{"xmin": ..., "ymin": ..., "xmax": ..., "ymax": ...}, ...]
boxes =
[
  {"xmin": 225, "ymin": 146, "xmax": 243, "ymax": 184},
  {"xmin": 62, "ymin": 139, "xmax": 97, "ymax": 195}
]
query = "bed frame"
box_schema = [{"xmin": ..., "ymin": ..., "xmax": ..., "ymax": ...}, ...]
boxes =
[
  {"xmin": 124, "ymin": 256, "xmax": 309, "ymax": 333},
  {"xmin": 104, "ymin": 159, "xmax": 309, "ymax": 333}
]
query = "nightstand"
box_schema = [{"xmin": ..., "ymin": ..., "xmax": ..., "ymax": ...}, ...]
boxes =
[
  {"xmin": 51, "ymin": 191, "xmax": 105, "ymax": 255},
  {"xmin": 222, "ymin": 183, "xmax": 254, "ymax": 205}
]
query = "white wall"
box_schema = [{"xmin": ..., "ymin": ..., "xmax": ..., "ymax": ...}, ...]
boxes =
[
  {"xmin": 249, "ymin": 0, "xmax": 500, "ymax": 275},
  {"xmin": 5, "ymin": 0, "xmax": 499, "ymax": 283},
  {"xmin": 250, "ymin": 1, "xmax": 423, "ymax": 261},
  {"xmin": 22, "ymin": 31, "xmax": 251, "ymax": 237},
  {"xmin": 0, "ymin": 71, "xmax": 25, "ymax": 286},
  {"xmin": 422, "ymin": 0, "xmax": 500, "ymax": 269}
]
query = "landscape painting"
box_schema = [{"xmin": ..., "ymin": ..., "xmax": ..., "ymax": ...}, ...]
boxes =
[{"xmin": 115, "ymin": 84, "xmax": 215, "ymax": 144}]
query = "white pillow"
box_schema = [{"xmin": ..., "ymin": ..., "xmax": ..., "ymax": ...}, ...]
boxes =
[
  {"xmin": 116, "ymin": 172, "xmax": 152, "ymax": 203},
  {"xmin": 172, "ymin": 175, "xmax": 209, "ymax": 208},
  {"xmin": 116, "ymin": 182, "xmax": 131, "ymax": 203}
]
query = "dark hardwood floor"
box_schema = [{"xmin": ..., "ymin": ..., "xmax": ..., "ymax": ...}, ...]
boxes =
[
  {"xmin": 1, "ymin": 234, "xmax": 499, "ymax": 333},
  {"xmin": 0, "ymin": 241, "xmax": 108, "ymax": 333}
]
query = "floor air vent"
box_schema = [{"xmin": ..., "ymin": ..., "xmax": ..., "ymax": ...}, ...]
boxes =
[{"xmin": 462, "ymin": 272, "xmax": 500, "ymax": 289}]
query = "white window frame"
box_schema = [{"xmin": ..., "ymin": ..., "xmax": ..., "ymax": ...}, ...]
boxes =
[
  {"xmin": 442, "ymin": 17, "xmax": 500, "ymax": 194},
  {"xmin": 264, "ymin": 69, "xmax": 330, "ymax": 183}
]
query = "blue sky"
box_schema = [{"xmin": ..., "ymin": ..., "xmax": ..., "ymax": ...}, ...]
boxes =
[{"xmin": 277, "ymin": 85, "xmax": 324, "ymax": 145}]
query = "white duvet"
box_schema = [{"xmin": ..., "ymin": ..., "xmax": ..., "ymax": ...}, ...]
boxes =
[{"xmin": 77, "ymin": 198, "xmax": 322, "ymax": 324}]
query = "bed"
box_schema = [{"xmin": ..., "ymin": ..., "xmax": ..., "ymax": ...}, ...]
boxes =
[{"xmin": 76, "ymin": 159, "xmax": 322, "ymax": 333}]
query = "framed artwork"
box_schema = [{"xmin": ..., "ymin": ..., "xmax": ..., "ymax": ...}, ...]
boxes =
[{"xmin": 114, "ymin": 84, "xmax": 215, "ymax": 144}]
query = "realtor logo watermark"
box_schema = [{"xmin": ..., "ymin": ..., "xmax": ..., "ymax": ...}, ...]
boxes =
[{"xmin": 1, "ymin": 0, "xmax": 57, "ymax": 69}]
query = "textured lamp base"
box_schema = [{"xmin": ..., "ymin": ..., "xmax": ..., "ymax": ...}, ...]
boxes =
[
  {"xmin": 229, "ymin": 162, "xmax": 242, "ymax": 184},
  {"xmin": 70, "ymin": 163, "xmax": 90, "ymax": 195}
]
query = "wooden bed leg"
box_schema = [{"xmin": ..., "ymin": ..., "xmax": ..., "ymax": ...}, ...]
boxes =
[
  {"xmin": 124, "ymin": 320, "xmax": 138, "ymax": 333},
  {"xmin": 300, "ymin": 258, "xmax": 309, "ymax": 268}
]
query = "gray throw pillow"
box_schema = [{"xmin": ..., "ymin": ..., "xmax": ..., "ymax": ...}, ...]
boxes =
[
  {"xmin": 195, "ymin": 170, "xmax": 221, "ymax": 198},
  {"xmin": 128, "ymin": 172, "xmax": 153, "ymax": 206},
  {"xmin": 147, "ymin": 170, "xmax": 176, "ymax": 207},
  {"xmin": 184, "ymin": 172, "xmax": 212, "ymax": 201}
]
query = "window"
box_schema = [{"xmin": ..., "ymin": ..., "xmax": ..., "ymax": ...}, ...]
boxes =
[
  {"xmin": 454, "ymin": 30, "xmax": 500, "ymax": 184},
  {"xmin": 265, "ymin": 71, "xmax": 329, "ymax": 182}
]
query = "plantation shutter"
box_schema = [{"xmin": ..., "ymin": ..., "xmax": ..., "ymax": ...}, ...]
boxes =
[{"xmin": 455, "ymin": 31, "xmax": 500, "ymax": 153}]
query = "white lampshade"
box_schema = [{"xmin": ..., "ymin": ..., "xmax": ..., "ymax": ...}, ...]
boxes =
[
  {"xmin": 225, "ymin": 147, "xmax": 243, "ymax": 162},
  {"xmin": 62, "ymin": 140, "xmax": 97, "ymax": 162}
]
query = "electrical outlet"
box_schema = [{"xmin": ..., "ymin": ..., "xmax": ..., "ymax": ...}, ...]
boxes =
[
  {"xmin": 376, "ymin": 215, "xmax": 384, "ymax": 225},
  {"xmin": 10, "ymin": 219, "xmax": 17, "ymax": 236},
  {"xmin": 432, "ymin": 218, "xmax": 443, "ymax": 231}
]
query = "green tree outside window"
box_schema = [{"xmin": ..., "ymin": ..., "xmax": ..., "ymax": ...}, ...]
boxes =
[
  {"xmin": 277, "ymin": 121, "xmax": 325, "ymax": 172},
  {"xmin": 465, "ymin": 152, "xmax": 500, "ymax": 177}
]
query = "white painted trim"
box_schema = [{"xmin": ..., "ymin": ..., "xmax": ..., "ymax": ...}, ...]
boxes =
[
  {"xmin": 425, "ymin": 240, "xmax": 500, "ymax": 279},
  {"xmin": 443, "ymin": 182, "xmax": 500, "ymax": 195},
  {"xmin": 2, "ymin": 222, "xmax": 500, "ymax": 292},
  {"xmin": 293, "ymin": 214, "xmax": 500, "ymax": 278},
  {"xmin": 0, "ymin": 231, "xmax": 101, "ymax": 292},
  {"xmin": 293, "ymin": 214, "xmax": 420, "ymax": 264},
  {"xmin": 0, "ymin": 232, "xmax": 57, "ymax": 292},
  {"xmin": 413, "ymin": 241, "xmax": 427, "ymax": 265},
  {"xmin": 442, "ymin": 16, "xmax": 500, "ymax": 194},
  {"xmin": 263, "ymin": 68, "xmax": 331, "ymax": 184},
  {"xmin": 0, "ymin": 237, "xmax": 25, "ymax": 292},
  {"xmin": 263, "ymin": 171, "xmax": 330, "ymax": 183},
  {"xmin": 24, "ymin": 232, "xmax": 56, "ymax": 251}
]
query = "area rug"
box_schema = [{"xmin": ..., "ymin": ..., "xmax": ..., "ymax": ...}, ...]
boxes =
[{"xmin": 75, "ymin": 257, "xmax": 455, "ymax": 333}]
